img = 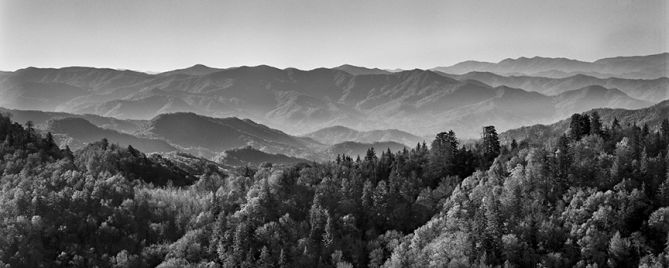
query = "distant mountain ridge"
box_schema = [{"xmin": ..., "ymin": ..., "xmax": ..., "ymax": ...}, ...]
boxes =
[
  {"xmin": 0, "ymin": 108, "xmax": 416, "ymax": 163},
  {"xmin": 46, "ymin": 117, "xmax": 176, "ymax": 153},
  {"xmin": 303, "ymin": 125, "xmax": 423, "ymax": 146},
  {"xmin": 447, "ymin": 71, "xmax": 668, "ymax": 102},
  {"xmin": 1, "ymin": 53, "xmax": 664, "ymax": 137},
  {"xmin": 215, "ymin": 146, "xmax": 310, "ymax": 166},
  {"xmin": 433, "ymin": 53, "xmax": 669, "ymax": 79},
  {"xmin": 0, "ymin": 107, "xmax": 146, "ymax": 133},
  {"xmin": 137, "ymin": 112, "xmax": 323, "ymax": 159},
  {"xmin": 333, "ymin": 64, "xmax": 391, "ymax": 75},
  {"xmin": 552, "ymin": 85, "xmax": 651, "ymax": 118}
]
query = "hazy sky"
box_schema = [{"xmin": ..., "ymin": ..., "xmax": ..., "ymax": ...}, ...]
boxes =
[{"xmin": 1, "ymin": 0, "xmax": 667, "ymax": 71}]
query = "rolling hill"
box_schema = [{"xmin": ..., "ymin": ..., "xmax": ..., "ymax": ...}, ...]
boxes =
[
  {"xmin": 137, "ymin": 112, "xmax": 324, "ymax": 159},
  {"xmin": 0, "ymin": 107, "xmax": 145, "ymax": 133},
  {"xmin": 432, "ymin": 53, "xmax": 669, "ymax": 79},
  {"xmin": 45, "ymin": 117, "xmax": 176, "ymax": 153},
  {"xmin": 448, "ymin": 71, "xmax": 668, "ymax": 102},
  {"xmin": 215, "ymin": 146, "xmax": 310, "ymax": 166},
  {"xmin": 303, "ymin": 125, "xmax": 423, "ymax": 145},
  {"xmin": 500, "ymin": 99, "xmax": 669, "ymax": 145},
  {"xmin": 552, "ymin": 85, "xmax": 651, "ymax": 117}
]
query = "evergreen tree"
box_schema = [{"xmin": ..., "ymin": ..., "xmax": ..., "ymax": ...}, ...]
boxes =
[
  {"xmin": 555, "ymin": 134, "xmax": 572, "ymax": 185},
  {"xmin": 661, "ymin": 119, "xmax": 669, "ymax": 142},
  {"xmin": 612, "ymin": 117, "xmax": 621, "ymax": 130},
  {"xmin": 481, "ymin": 126, "xmax": 501, "ymax": 167},
  {"xmin": 24, "ymin": 120, "xmax": 34, "ymax": 140},
  {"xmin": 45, "ymin": 132, "xmax": 55, "ymax": 148},
  {"xmin": 365, "ymin": 147, "xmax": 377, "ymax": 162},
  {"xmin": 511, "ymin": 139, "xmax": 518, "ymax": 150},
  {"xmin": 570, "ymin": 113, "xmax": 590, "ymax": 140},
  {"xmin": 590, "ymin": 112, "xmax": 602, "ymax": 136},
  {"xmin": 428, "ymin": 131, "xmax": 458, "ymax": 186}
]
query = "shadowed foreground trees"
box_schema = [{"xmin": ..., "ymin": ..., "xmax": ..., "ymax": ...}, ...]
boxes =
[{"xmin": 1, "ymin": 112, "xmax": 668, "ymax": 267}]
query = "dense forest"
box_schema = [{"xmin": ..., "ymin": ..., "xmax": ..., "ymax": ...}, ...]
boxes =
[{"xmin": 1, "ymin": 112, "xmax": 669, "ymax": 267}]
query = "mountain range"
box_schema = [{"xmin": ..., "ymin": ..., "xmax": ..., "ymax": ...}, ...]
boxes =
[
  {"xmin": 45, "ymin": 117, "xmax": 175, "ymax": 153},
  {"xmin": 446, "ymin": 71, "xmax": 668, "ymax": 102},
  {"xmin": 0, "ymin": 99, "xmax": 665, "ymax": 166},
  {"xmin": 433, "ymin": 53, "xmax": 669, "ymax": 79},
  {"xmin": 0, "ymin": 53, "xmax": 665, "ymax": 139},
  {"xmin": 1, "ymin": 107, "xmax": 411, "ymax": 162}
]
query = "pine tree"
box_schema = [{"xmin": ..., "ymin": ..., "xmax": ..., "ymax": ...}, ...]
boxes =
[
  {"xmin": 45, "ymin": 132, "xmax": 55, "ymax": 148},
  {"xmin": 428, "ymin": 131, "xmax": 458, "ymax": 186},
  {"xmin": 661, "ymin": 119, "xmax": 669, "ymax": 142},
  {"xmin": 483, "ymin": 192, "xmax": 503, "ymax": 265},
  {"xmin": 365, "ymin": 147, "xmax": 377, "ymax": 162},
  {"xmin": 555, "ymin": 134, "xmax": 571, "ymax": 185},
  {"xmin": 511, "ymin": 139, "xmax": 518, "ymax": 150},
  {"xmin": 569, "ymin": 113, "xmax": 590, "ymax": 140},
  {"xmin": 481, "ymin": 126, "xmax": 501, "ymax": 167},
  {"xmin": 612, "ymin": 117, "xmax": 621, "ymax": 130},
  {"xmin": 233, "ymin": 222, "xmax": 250, "ymax": 265},
  {"xmin": 24, "ymin": 121, "xmax": 34, "ymax": 141},
  {"xmin": 590, "ymin": 112, "xmax": 602, "ymax": 136}
]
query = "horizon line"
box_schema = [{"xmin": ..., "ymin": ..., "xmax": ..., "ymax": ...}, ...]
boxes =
[{"xmin": 2, "ymin": 51, "xmax": 667, "ymax": 74}]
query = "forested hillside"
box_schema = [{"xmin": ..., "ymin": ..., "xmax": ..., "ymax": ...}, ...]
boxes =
[
  {"xmin": 1, "ymin": 111, "xmax": 669, "ymax": 267},
  {"xmin": 501, "ymin": 100, "xmax": 669, "ymax": 146}
]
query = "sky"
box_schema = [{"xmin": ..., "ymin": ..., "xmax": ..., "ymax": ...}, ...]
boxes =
[{"xmin": 0, "ymin": 0, "xmax": 667, "ymax": 72}]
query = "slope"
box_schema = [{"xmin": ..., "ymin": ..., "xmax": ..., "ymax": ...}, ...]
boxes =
[
  {"xmin": 303, "ymin": 125, "xmax": 423, "ymax": 145},
  {"xmin": 46, "ymin": 117, "xmax": 176, "ymax": 153}
]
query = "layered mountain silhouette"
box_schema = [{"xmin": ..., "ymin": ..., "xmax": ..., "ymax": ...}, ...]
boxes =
[
  {"xmin": 136, "ymin": 112, "xmax": 323, "ymax": 159},
  {"xmin": 46, "ymin": 117, "xmax": 175, "ymax": 153},
  {"xmin": 0, "ymin": 107, "xmax": 145, "ymax": 133},
  {"xmin": 215, "ymin": 146, "xmax": 310, "ymax": 166},
  {"xmin": 433, "ymin": 53, "xmax": 669, "ymax": 79},
  {"xmin": 333, "ymin": 64, "xmax": 391, "ymax": 75},
  {"xmin": 0, "ymin": 54, "xmax": 665, "ymax": 138},
  {"xmin": 448, "ymin": 71, "xmax": 668, "ymax": 102},
  {"xmin": 552, "ymin": 85, "xmax": 650, "ymax": 117},
  {"xmin": 0, "ymin": 107, "xmax": 428, "ymax": 163},
  {"xmin": 500, "ymin": 99, "xmax": 669, "ymax": 145},
  {"xmin": 303, "ymin": 125, "xmax": 423, "ymax": 145},
  {"xmin": 4, "ymin": 98, "xmax": 665, "ymax": 166}
]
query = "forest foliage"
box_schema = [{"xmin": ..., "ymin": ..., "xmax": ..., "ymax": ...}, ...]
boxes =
[{"xmin": 1, "ymin": 112, "xmax": 669, "ymax": 267}]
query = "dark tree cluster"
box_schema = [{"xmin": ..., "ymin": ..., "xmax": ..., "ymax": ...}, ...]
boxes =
[
  {"xmin": 385, "ymin": 115, "xmax": 669, "ymax": 267},
  {"xmin": 0, "ymin": 112, "xmax": 504, "ymax": 267},
  {"xmin": 3, "ymin": 110, "xmax": 669, "ymax": 267}
]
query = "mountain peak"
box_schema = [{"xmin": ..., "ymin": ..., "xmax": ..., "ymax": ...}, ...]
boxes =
[
  {"xmin": 159, "ymin": 64, "xmax": 220, "ymax": 76},
  {"xmin": 333, "ymin": 64, "xmax": 390, "ymax": 75}
]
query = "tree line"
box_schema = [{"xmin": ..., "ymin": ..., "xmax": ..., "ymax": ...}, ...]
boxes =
[{"xmin": 1, "ymin": 111, "xmax": 668, "ymax": 267}]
